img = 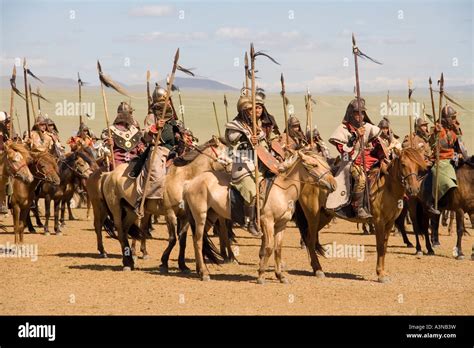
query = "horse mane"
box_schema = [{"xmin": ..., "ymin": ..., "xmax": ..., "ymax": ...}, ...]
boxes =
[
  {"xmin": 32, "ymin": 151, "xmax": 59, "ymax": 172},
  {"xmin": 401, "ymin": 147, "xmax": 427, "ymax": 171},
  {"xmin": 173, "ymin": 137, "xmax": 219, "ymax": 167},
  {"xmin": 9, "ymin": 142, "xmax": 33, "ymax": 163},
  {"xmin": 76, "ymin": 148, "xmax": 97, "ymax": 168}
]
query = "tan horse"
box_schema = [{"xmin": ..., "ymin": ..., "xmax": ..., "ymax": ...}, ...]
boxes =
[
  {"xmin": 295, "ymin": 148, "xmax": 427, "ymax": 283},
  {"xmin": 6, "ymin": 142, "xmax": 60, "ymax": 244},
  {"xmin": 88, "ymin": 137, "xmax": 229, "ymax": 270},
  {"xmin": 184, "ymin": 150, "xmax": 336, "ymax": 283}
]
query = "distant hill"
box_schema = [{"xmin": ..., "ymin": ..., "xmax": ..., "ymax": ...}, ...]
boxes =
[{"xmin": 0, "ymin": 75, "xmax": 238, "ymax": 92}]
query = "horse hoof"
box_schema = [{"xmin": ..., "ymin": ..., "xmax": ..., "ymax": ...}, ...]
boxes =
[
  {"xmin": 432, "ymin": 243, "xmax": 441, "ymax": 249},
  {"xmin": 142, "ymin": 254, "xmax": 150, "ymax": 260},
  {"xmin": 257, "ymin": 278, "xmax": 265, "ymax": 285},
  {"xmin": 99, "ymin": 253, "xmax": 108, "ymax": 259},
  {"xmin": 456, "ymin": 254, "xmax": 465, "ymax": 261},
  {"xmin": 44, "ymin": 232, "xmax": 50, "ymax": 236},
  {"xmin": 280, "ymin": 277, "xmax": 289, "ymax": 284},
  {"xmin": 314, "ymin": 270, "xmax": 326, "ymax": 278},
  {"xmin": 132, "ymin": 256, "xmax": 138, "ymax": 262},
  {"xmin": 416, "ymin": 251, "xmax": 423, "ymax": 257},
  {"xmin": 158, "ymin": 264, "xmax": 169, "ymax": 274},
  {"xmin": 29, "ymin": 230, "xmax": 36, "ymax": 234},
  {"xmin": 123, "ymin": 266, "xmax": 132, "ymax": 272},
  {"xmin": 201, "ymin": 275, "xmax": 211, "ymax": 282},
  {"xmin": 378, "ymin": 276, "xmax": 390, "ymax": 283},
  {"xmin": 406, "ymin": 243, "xmax": 414, "ymax": 248},
  {"xmin": 180, "ymin": 267, "xmax": 191, "ymax": 274},
  {"xmin": 427, "ymin": 250, "xmax": 435, "ymax": 256},
  {"xmin": 55, "ymin": 232, "xmax": 62, "ymax": 236}
]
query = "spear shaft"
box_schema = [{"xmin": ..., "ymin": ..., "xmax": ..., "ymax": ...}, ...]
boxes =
[
  {"xmin": 178, "ymin": 90, "xmax": 185, "ymax": 126},
  {"xmin": 212, "ymin": 101, "xmax": 221, "ymax": 137},
  {"xmin": 146, "ymin": 70, "xmax": 151, "ymax": 112},
  {"xmin": 244, "ymin": 52, "xmax": 249, "ymax": 96},
  {"xmin": 9, "ymin": 65, "xmax": 15, "ymax": 139},
  {"xmin": 23, "ymin": 59, "xmax": 31, "ymax": 138},
  {"xmin": 37, "ymin": 87, "xmax": 42, "ymax": 114},
  {"xmin": 280, "ymin": 73, "xmax": 289, "ymax": 146},
  {"xmin": 29, "ymin": 84, "xmax": 37, "ymax": 119},
  {"xmin": 97, "ymin": 61, "xmax": 115, "ymax": 170},
  {"xmin": 224, "ymin": 94, "xmax": 229, "ymax": 123},
  {"xmin": 434, "ymin": 73, "xmax": 444, "ymax": 210},
  {"xmin": 408, "ymin": 80, "xmax": 413, "ymax": 147},
  {"xmin": 352, "ymin": 34, "xmax": 370, "ymax": 214},
  {"xmin": 78, "ymin": 74, "xmax": 83, "ymax": 127},
  {"xmin": 250, "ymin": 43, "xmax": 260, "ymax": 229}
]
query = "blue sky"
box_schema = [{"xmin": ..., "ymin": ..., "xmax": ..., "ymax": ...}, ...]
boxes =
[{"xmin": 0, "ymin": 0, "xmax": 472, "ymax": 92}]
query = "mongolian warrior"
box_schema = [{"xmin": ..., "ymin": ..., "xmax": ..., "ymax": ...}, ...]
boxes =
[
  {"xmin": 377, "ymin": 117, "xmax": 401, "ymax": 160},
  {"xmin": 30, "ymin": 115, "xmax": 54, "ymax": 154},
  {"xmin": 46, "ymin": 117, "xmax": 65, "ymax": 158},
  {"xmin": 144, "ymin": 84, "xmax": 182, "ymax": 159},
  {"xmin": 306, "ymin": 126, "xmax": 331, "ymax": 159},
  {"xmin": 424, "ymin": 105, "xmax": 460, "ymax": 215},
  {"xmin": 225, "ymin": 95, "xmax": 276, "ymax": 236},
  {"xmin": 329, "ymin": 98, "xmax": 385, "ymax": 219},
  {"xmin": 0, "ymin": 111, "xmax": 12, "ymax": 214},
  {"xmin": 402, "ymin": 118, "xmax": 432, "ymax": 165},
  {"xmin": 102, "ymin": 102, "xmax": 145, "ymax": 166},
  {"xmin": 0, "ymin": 111, "xmax": 12, "ymax": 151},
  {"xmin": 442, "ymin": 105, "xmax": 468, "ymax": 160},
  {"xmin": 282, "ymin": 116, "xmax": 307, "ymax": 149}
]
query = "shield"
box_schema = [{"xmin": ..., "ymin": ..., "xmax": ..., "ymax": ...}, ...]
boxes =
[
  {"xmin": 256, "ymin": 145, "xmax": 280, "ymax": 175},
  {"xmin": 271, "ymin": 139, "xmax": 285, "ymax": 159}
]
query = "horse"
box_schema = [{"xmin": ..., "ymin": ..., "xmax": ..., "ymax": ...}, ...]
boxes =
[
  {"xmin": 87, "ymin": 137, "xmax": 230, "ymax": 270},
  {"xmin": 410, "ymin": 158, "xmax": 474, "ymax": 260},
  {"xmin": 184, "ymin": 149, "xmax": 336, "ymax": 283},
  {"xmin": 6, "ymin": 143, "xmax": 60, "ymax": 244},
  {"xmin": 295, "ymin": 148, "xmax": 427, "ymax": 283}
]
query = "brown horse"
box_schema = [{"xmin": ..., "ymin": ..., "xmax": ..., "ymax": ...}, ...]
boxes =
[
  {"xmin": 6, "ymin": 143, "xmax": 60, "ymax": 243},
  {"xmin": 184, "ymin": 150, "xmax": 336, "ymax": 283},
  {"xmin": 295, "ymin": 148, "xmax": 427, "ymax": 283},
  {"xmin": 410, "ymin": 158, "xmax": 474, "ymax": 259},
  {"xmin": 87, "ymin": 137, "xmax": 229, "ymax": 270}
]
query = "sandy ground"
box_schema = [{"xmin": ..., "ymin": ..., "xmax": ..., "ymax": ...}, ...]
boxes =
[{"xmin": 0, "ymin": 207, "xmax": 472, "ymax": 315}]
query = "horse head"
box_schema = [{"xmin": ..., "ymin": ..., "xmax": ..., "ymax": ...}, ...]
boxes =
[
  {"xmin": 4, "ymin": 141, "xmax": 34, "ymax": 183},
  {"xmin": 393, "ymin": 147, "xmax": 427, "ymax": 197},
  {"xmin": 297, "ymin": 149, "xmax": 337, "ymax": 192},
  {"xmin": 32, "ymin": 151, "xmax": 61, "ymax": 185}
]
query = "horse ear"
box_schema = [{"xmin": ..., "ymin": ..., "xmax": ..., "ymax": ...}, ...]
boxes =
[{"xmin": 393, "ymin": 147, "xmax": 401, "ymax": 157}]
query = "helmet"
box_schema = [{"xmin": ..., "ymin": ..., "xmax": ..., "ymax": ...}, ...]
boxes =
[
  {"xmin": 441, "ymin": 105, "xmax": 457, "ymax": 119},
  {"xmin": 414, "ymin": 117, "xmax": 428, "ymax": 129},
  {"xmin": 35, "ymin": 115, "xmax": 47, "ymax": 125},
  {"xmin": 237, "ymin": 96, "xmax": 252, "ymax": 112},
  {"xmin": 0, "ymin": 111, "xmax": 10, "ymax": 122},
  {"xmin": 288, "ymin": 116, "xmax": 301, "ymax": 127},
  {"xmin": 378, "ymin": 117, "xmax": 390, "ymax": 129},
  {"xmin": 152, "ymin": 84, "xmax": 167, "ymax": 103},
  {"xmin": 117, "ymin": 101, "xmax": 134, "ymax": 115}
]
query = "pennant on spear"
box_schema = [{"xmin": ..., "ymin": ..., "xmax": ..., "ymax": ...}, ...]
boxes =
[
  {"xmin": 408, "ymin": 80, "xmax": 414, "ymax": 147},
  {"xmin": 223, "ymin": 94, "xmax": 229, "ymax": 123}
]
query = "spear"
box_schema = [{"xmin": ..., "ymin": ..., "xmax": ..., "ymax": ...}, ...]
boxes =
[
  {"xmin": 352, "ymin": 33, "xmax": 370, "ymax": 215},
  {"xmin": 178, "ymin": 89, "xmax": 185, "ymax": 126},
  {"xmin": 23, "ymin": 58, "xmax": 31, "ymax": 138},
  {"xmin": 29, "ymin": 84, "xmax": 37, "ymax": 119},
  {"xmin": 137, "ymin": 48, "xmax": 180, "ymax": 220},
  {"xmin": 146, "ymin": 70, "xmax": 151, "ymax": 112},
  {"xmin": 9, "ymin": 65, "xmax": 16, "ymax": 139},
  {"xmin": 250, "ymin": 43, "xmax": 260, "ymax": 230},
  {"xmin": 36, "ymin": 87, "xmax": 42, "ymax": 114},
  {"xmin": 408, "ymin": 80, "xmax": 413, "ymax": 147},
  {"xmin": 429, "ymin": 77, "xmax": 436, "ymax": 122},
  {"xmin": 307, "ymin": 88, "xmax": 314, "ymax": 147},
  {"xmin": 78, "ymin": 72, "xmax": 83, "ymax": 127},
  {"xmin": 280, "ymin": 73, "xmax": 289, "ymax": 146},
  {"xmin": 97, "ymin": 61, "xmax": 115, "ymax": 170},
  {"xmin": 434, "ymin": 73, "xmax": 444, "ymax": 211},
  {"xmin": 212, "ymin": 101, "xmax": 221, "ymax": 137},
  {"xmin": 15, "ymin": 110, "xmax": 22, "ymax": 139},
  {"xmin": 223, "ymin": 94, "xmax": 229, "ymax": 123},
  {"xmin": 386, "ymin": 90, "xmax": 391, "ymax": 117},
  {"xmin": 244, "ymin": 51, "xmax": 249, "ymax": 96}
]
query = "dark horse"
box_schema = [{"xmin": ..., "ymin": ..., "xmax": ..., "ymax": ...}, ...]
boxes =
[{"xmin": 409, "ymin": 157, "xmax": 474, "ymax": 259}]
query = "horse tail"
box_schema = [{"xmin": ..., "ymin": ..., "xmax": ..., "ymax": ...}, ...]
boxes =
[
  {"xmin": 183, "ymin": 183, "xmax": 223, "ymax": 265},
  {"xmin": 415, "ymin": 200, "xmax": 425, "ymax": 240},
  {"xmin": 100, "ymin": 174, "xmax": 118, "ymax": 239},
  {"xmin": 226, "ymin": 219, "xmax": 237, "ymax": 243},
  {"xmin": 294, "ymin": 201, "xmax": 325, "ymax": 257}
]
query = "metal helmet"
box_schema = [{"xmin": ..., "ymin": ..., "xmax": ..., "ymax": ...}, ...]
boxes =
[
  {"xmin": 0, "ymin": 111, "xmax": 10, "ymax": 122},
  {"xmin": 152, "ymin": 84, "xmax": 167, "ymax": 103},
  {"xmin": 237, "ymin": 96, "xmax": 252, "ymax": 113},
  {"xmin": 343, "ymin": 97, "xmax": 373, "ymax": 125},
  {"xmin": 35, "ymin": 115, "xmax": 47, "ymax": 125},
  {"xmin": 117, "ymin": 101, "xmax": 134, "ymax": 115},
  {"xmin": 288, "ymin": 116, "xmax": 301, "ymax": 127},
  {"xmin": 414, "ymin": 117, "xmax": 428, "ymax": 130},
  {"xmin": 378, "ymin": 117, "xmax": 390, "ymax": 129},
  {"xmin": 441, "ymin": 105, "xmax": 457, "ymax": 119}
]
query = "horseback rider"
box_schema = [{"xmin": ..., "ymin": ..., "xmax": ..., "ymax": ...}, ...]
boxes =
[
  {"xmin": 306, "ymin": 126, "xmax": 331, "ymax": 159},
  {"xmin": 225, "ymin": 95, "xmax": 276, "ymax": 237},
  {"xmin": 30, "ymin": 115, "xmax": 55, "ymax": 155},
  {"xmin": 443, "ymin": 105, "xmax": 468, "ymax": 160},
  {"xmin": 329, "ymin": 98, "xmax": 385, "ymax": 219},
  {"xmin": 402, "ymin": 118, "xmax": 432, "ymax": 165},
  {"xmin": 144, "ymin": 84, "xmax": 183, "ymax": 160},
  {"xmin": 46, "ymin": 117, "xmax": 65, "ymax": 159},
  {"xmin": 102, "ymin": 102, "xmax": 145, "ymax": 166},
  {"xmin": 282, "ymin": 116, "xmax": 307, "ymax": 149},
  {"xmin": 0, "ymin": 111, "xmax": 13, "ymax": 214},
  {"xmin": 425, "ymin": 105, "xmax": 460, "ymax": 215},
  {"xmin": 377, "ymin": 117, "xmax": 401, "ymax": 160}
]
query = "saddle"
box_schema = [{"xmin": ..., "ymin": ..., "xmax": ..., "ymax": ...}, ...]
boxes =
[
  {"xmin": 128, "ymin": 145, "xmax": 151, "ymax": 178},
  {"xmin": 229, "ymin": 176, "xmax": 276, "ymax": 227}
]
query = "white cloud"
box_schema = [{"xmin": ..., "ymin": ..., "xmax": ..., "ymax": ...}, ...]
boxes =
[
  {"xmin": 127, "ymin": 31, "xmax": 208, "ymax": 42},
  {"xmin": 129, "ymin": 5, "xmax": 174, "ymax": 17}
]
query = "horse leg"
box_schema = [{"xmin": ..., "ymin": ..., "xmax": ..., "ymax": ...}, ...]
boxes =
[
  {"xmin": 375, "ymin": 222, "xmax": 390, "ymax": 283},
  {"xmin": 430, "ymin": 214, "xmax": 441, "ymax": 248},
  {"xmin": 13, "ymin": 203, "xmax": 21, "ymax": 244},
  {"xmin": 215, "ymin": 219, "xmax": 228, "ymax": 261},
  {"xmin": 19, "ymin": 207, "xmax": 29, "ymax": 244},
  {"xmin": 448, "ymin": 211, "xmax": 455, "ymax": 236},
  {"xmin": 94, "ymin": 205, "xmax": 107, "ymax": 258},
  {"xmin": 33, "ymin": 200, "xmax": 43, "ymax": 227},
  {"xmin": 454, "ymin": 209, "xmax": 465, "ymax": 260},
  {"xmin": 177, "ymin": 218, "xmax": 190, "ymax": 273},
  {"xmin": 54, "ymin": 199, "xmax": 62, "ymax": 235},
  {"xmin": 192, "ymin": 211, "xmax": 209, "ymax": 281},
  {"xmin": 159, "ymin": 213, "xmax": 178, "ymax": 273},
  {"xmin": 395, "ymin": 205, "xmax": 414, "ymax": 248},
  {"xmin": 274, "ymin": 225, "xmax": 288, "ymax": 284},
  {"xmin": 44, "ymin": 197, "xmax": 51, "ymax": 235},
  {"xmin": 257, "ymin": 217, "xmax": 274, "ymax": 285},
  {"xmin": 86, "ymin": 195, "xmax": 91, "ymax": 221},
  {"xmin": 441, "ymin": 210, "xmax": 449, "ymax": 227},
  {"xmin": 118, "ymin": 219, "xmax": 134, "ymax": 271},
  {"xmin": 60, "ymin": 200, "xmax": 66, "ymax": 227},
  {"xmin": 68, "ymin": 200, "xmax": 75, "ymax": 220},
  {"xmin": 26, "ymin": 210, "xmax": 36, "ymax": 233}
]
